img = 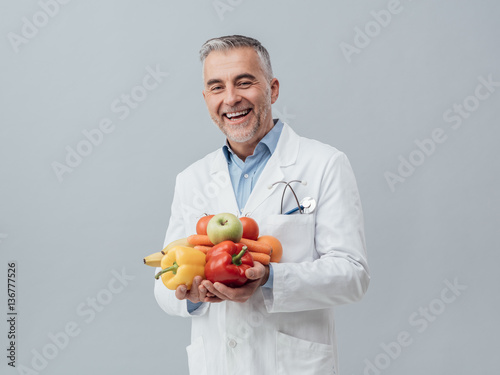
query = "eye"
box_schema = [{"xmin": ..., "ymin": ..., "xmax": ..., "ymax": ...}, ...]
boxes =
[
  {"xmin": 211, "ymin": 85, "xmax": 223, "ymax": 92},
  {"xmin": 238, "ymin": 81, "xmax": 252, "ymax": 87}
]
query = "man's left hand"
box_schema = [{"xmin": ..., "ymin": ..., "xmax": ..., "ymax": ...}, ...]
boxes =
[{"xmin": 200, "ymin": 262, "xmax": 269, "ymax": 303}]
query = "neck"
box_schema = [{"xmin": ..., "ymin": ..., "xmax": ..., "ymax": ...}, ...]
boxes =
[{"xmin": 229, "ymin": 117, "xmax": 274, "ymax": 161}]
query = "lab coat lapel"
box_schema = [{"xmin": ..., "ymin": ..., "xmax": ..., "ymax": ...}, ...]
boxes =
[
  {"xmin": 244, "ymin": 123, "xmax": 300, "ymax": 215},
  {"xmin": 209, "ymin": 150, "xmax": 240, "ymax": 216}
]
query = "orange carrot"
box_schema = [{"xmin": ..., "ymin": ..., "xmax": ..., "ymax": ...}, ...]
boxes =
[
  {"xmin": 239, "ymin": 238, "xmax": 272, "ymax": 255},
  {"xmin": 249, "ymin": 251, "xmax": 271, "ymax": 265},
  {"xmin": 194, "ymin": 245, "xmax": 212, "ymax": 254},
  {"xmin": 187, "ymin": 234, "xmax": 213, "ymax": 246}
]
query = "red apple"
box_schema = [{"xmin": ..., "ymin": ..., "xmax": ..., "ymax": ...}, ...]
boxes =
[
  {"xmin": 240, "ymin": 217, "xmax": 259, "ymax": 240},
  {"xmin": 196, "ymin": 214, "xmax": 214, "ymax": 235},
  {"xmin": 207, "ymin": 213, "xmax": 243, "ymax": 244}
]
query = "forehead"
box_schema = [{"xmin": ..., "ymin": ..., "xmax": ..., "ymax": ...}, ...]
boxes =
[{"xmin": 203, "ymin": 47, "xmax": 264, "ymax": 82}]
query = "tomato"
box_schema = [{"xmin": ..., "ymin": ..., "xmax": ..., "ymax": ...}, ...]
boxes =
[
  {"xmin": 239, "ymin": 217, "xmax": 259, "ymax": 241},
  {"xmin": 196, "ymin": 214, "xmax": 214, "ymax": 235}
]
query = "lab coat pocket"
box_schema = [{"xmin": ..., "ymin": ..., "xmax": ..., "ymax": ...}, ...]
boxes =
[
  {"xmin": 186, "ymin": 336, "xmax": 207, "ymax": 375},
  {"xmin": 264, "ymin": 214, "xmax": 315, "ymax": 262},
  {"xmin": 276, "ymin": 331, "xmax": 336, "ymax": 375}
]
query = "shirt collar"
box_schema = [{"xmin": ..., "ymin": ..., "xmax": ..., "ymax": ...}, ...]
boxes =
[{"xmin": 222, "ymin": 119, "xmax": 284, "ymax": 163}]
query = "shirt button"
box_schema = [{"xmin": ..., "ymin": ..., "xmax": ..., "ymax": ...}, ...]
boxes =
[
  {"xmin": 228, "ymin": 339, "xmax": 237, "ymax": 348},
  {"xmin": 243, "ymin": 174, "xmax": 249, "ymax": 179}
]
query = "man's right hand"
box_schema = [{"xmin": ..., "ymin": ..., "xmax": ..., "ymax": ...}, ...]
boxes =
[{"xmin": 175, "ymin": 276, "xmax": 214, "ymax": 303}]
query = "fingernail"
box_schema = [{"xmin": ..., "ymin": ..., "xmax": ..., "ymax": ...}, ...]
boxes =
[
  {"xmin": 247, "ymin": 271, "xmax": 255, "ymax": 278},
  {"xmin": 200, "ymin": 287, "xmax": 206, "ymax": 293}
]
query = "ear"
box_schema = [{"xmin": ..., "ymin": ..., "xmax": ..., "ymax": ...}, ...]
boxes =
[
  {"xmin": 202, "ymin": 89, "xmax": 206, "ymax": 100},
  {"xmin": 270, "ymin": 78, "xmax": 280, "ymax": 104}
]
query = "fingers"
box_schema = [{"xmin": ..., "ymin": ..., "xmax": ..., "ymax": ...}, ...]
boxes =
[
  {"xmin": 212, "ymin": 282, "xmax": 232, "ymax": 299},
  {"xmin": 175, "ymin": 279, "xmax": 225, "ymax": 303},
  {"xmin": 198, "ymin": 280, "xmax": 219, "ymax": 300},
  {"xmin": 198, "ymin": 281, "xmax": 209, "ymax": 300},
  {"xmin": 190, "ymin": 268, "xmax": 267, "ymax": 304},
  {"xmin": 188, "ymin": 276, "xmax": 203, "ymax": 303},
  {"xmin": 175, "ymin": 276, "xmax": 204, "ymax": 303},
  {"xmin": 213, "ymin": 280, "xmax": 260, "ymax": 303},
  {"xmin": 201, "ymin": 280, "xmax": 228, "ymax": 302},
  {"xmin": 175, "ymin": 284, "xmax": 188, "ymax": 300},
  {"xmin": 245, "ymin": 262, "xmax": 266, "ymax": 280}
]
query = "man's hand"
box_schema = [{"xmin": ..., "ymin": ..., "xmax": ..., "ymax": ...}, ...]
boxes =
[
  {"xmin": 174, "ymin": 275, "xmax": 205, "ymax": 303},
  {"xmin": 200, "ymin": 262, "xmax": 270, "ymax": 303}
]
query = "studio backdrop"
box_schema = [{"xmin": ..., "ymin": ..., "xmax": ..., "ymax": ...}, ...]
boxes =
[{"xmin": 1, "ymin": 1, "xmax": 499, "ymax": 374}]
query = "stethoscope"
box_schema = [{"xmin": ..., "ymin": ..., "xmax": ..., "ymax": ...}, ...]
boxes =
[{"xmin": 268, "ymin": 180, "xmax": 316, "ymax": 215}]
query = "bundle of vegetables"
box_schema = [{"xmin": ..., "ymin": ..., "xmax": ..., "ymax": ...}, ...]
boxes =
[{"xmin": 143, "ymin": 213, "xmax": 283, "ymax": 290}]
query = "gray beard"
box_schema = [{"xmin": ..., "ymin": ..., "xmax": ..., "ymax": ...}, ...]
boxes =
[{"xmin": 211, "ymin": 112, "xmax": 261, "ymax": 143}]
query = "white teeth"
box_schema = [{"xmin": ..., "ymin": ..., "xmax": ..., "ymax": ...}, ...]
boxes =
[{"xmin": 226, "ymin": 109, "xmax": 249, "ymax": 118}]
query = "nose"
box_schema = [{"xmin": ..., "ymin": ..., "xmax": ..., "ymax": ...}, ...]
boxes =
[{"xmin": 223, "ymin": 85, "xmax": 241, "ymax": 107}]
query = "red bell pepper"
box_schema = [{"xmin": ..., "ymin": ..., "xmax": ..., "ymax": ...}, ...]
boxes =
[{"xmin": 205, "ymin": 240, "xmax": 254, "ymax": 287}]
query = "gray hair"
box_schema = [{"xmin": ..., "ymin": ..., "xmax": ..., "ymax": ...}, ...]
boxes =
[{"xmin": 199, "ymin": 35, "xmax": 273, "ymax": 81}]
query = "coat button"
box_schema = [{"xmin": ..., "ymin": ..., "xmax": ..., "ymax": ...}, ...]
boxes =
[{"xmin": 228, "ymin": 339, "xmax": 237, "ymax": 348}]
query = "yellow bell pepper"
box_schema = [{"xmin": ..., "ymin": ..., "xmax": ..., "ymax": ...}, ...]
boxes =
[{"xmin": 154, "ymin": 246, "xmax": 206, "ymax": 290}]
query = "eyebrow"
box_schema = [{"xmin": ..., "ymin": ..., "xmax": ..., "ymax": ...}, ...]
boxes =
[{"xmin": 205, "ymin": 73, "xmax": 257, "ymax": 87}]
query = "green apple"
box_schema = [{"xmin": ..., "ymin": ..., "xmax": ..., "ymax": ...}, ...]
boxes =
[{"xmin": 207, "ymin": 213, "xmax": 243, "ymax": 244}]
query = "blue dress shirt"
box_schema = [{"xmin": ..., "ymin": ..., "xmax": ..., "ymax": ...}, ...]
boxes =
[{"xmin": 223, "ymin": 119, "xmax": 283, "ymax": 212}]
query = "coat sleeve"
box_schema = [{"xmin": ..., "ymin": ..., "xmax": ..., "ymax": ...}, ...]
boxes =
[
  {"xmin": 153, "ymin": 173, "xmax": 210, "ymax": 318},
  {"xmin": 262, "ymin": 152, "xmax": 370, "ymax": 313}
]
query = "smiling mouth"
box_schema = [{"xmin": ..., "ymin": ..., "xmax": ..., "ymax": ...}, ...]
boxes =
[{"xmin": 224, "ymin": 109, "xmax": 251, "ymax": 121}]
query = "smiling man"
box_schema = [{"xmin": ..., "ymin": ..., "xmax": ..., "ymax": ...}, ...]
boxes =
[
  {"xmin": 202, "ymin": 45, "xmax": 279, "ymax": 160},
  {"xmin": 154, "ymin": 35, "xmax": 370, "ymax": 375}
]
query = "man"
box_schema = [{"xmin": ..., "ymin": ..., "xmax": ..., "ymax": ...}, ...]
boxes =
[{"xmin": 154, "ymin": 35, "xmax": 369, "ymax": 375}]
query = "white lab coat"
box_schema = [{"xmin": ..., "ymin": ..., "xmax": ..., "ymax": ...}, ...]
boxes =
[{"xmin": 154, "ymin": 123, "xmax": 369, "ymax": 375}]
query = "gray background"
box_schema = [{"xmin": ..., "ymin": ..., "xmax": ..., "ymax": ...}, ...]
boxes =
[{"xmin": 1, "ymin": 0, "xmax": 499, "ymax": 374}]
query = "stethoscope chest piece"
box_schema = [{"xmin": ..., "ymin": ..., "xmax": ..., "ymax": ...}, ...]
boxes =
[{"xmin": 300, "ymin": 197, "xmax": 316, "ymax": 214}]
